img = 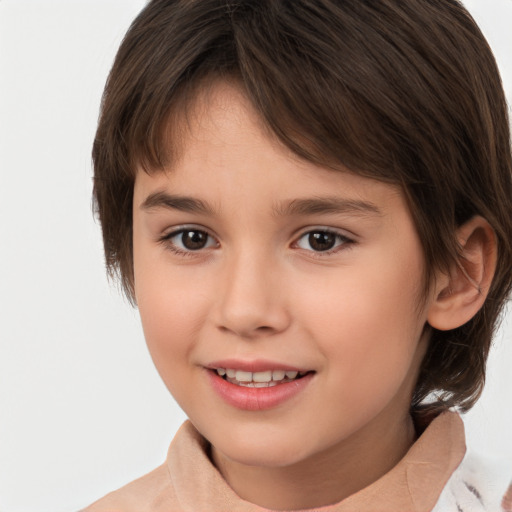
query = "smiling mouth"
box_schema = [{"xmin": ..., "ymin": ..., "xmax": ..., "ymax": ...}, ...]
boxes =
[{"xmin": 213, "ymin": 368, "xmax": 311, "ymax": 387}]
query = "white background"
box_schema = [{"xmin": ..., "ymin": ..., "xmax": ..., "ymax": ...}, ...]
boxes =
[{"xmin": 0, "ymin": 1, "xmax": 511, "ymax": 511}]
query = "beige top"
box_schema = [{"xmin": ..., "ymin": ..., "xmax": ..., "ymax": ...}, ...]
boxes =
[{"xmin": 83, "ymin": 411, "xmax": 465, "ymax": 512}]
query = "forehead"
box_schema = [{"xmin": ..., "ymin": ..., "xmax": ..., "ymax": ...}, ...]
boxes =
[
  {"xmin": 135, "ymin": 81, "xmax": 403, "ymax": 212},
  {"xmin": 160, "ymin": 80, "xmax": 284, "ymax": 169}
]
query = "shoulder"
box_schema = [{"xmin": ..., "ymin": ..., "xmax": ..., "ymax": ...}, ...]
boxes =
[
  {"xmin": 81, "ymin": 463, "xmax": 177, "ymax": 512},
  {"xmin": 433, "ymin": 452, "xmax": 512, "ymax": 512}
]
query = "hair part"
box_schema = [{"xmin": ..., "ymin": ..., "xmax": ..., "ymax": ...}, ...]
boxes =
[{"xmin": 93, "ymin": 0, "xmax": 512, "ymax": 415}]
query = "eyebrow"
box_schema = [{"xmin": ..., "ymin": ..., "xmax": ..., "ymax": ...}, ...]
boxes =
[
  {"xmin": 140, "ymin": 191, "xmax": 381, "ymax": 218},
  {"xmin": 140, "ymin": 191, "xmax": 216, "ymax": 215},
  {"xmin": 272, "ymin": 197, "xmax": 382, "ymax": 217}
]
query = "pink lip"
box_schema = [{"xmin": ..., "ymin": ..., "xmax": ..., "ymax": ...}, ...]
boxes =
[
  {"xmin": 206, "ymin": 369, "xmax": 314, "ymax": 411},
  {"xmin": 206, "ymin": 358, "xmax": 305, "ymax": 373}
]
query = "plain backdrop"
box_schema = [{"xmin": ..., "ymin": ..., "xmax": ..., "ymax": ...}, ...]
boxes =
[{"xmin": 0, "ymin": 1, "xmax": 511, "ymax": 511}]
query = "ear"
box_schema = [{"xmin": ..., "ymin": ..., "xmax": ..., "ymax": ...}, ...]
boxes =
[{"xmin": 427, "ymin": 216, "xmax": 497, "ymax": 331}]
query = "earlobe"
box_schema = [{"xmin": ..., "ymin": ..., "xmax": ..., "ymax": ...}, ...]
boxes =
[{"xmin": 427, "ymin": 216, "xmax": 497, "ymax": 331}]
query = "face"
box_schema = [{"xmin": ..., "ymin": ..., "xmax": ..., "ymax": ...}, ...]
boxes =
[{"xmin": 132, "ymin": 82, "xmax": 432, "ymax": 469}]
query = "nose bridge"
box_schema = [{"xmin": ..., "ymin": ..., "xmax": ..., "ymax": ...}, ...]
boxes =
[{"xmin": 216, "ymin": 244, "xmax": 289, "ymax": 337}]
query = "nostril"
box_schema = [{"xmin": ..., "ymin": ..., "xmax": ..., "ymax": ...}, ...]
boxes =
[
  {"xmin": 256, "ymin": 326, "xmax": 274, "ymax": 332},
  {"xmin": 218, "ymin": 323, "xmax": 279, "ymax": 338}
]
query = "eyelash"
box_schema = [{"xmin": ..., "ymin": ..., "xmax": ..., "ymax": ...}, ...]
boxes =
[
  {"xmin": 158, "ymin": 227, "xmax": 218, "ymax": 258},
  {"xmin": 158, "ymin": 226, "xmax": 355, "ymax": 258},
  {"xmin": 293, "ymin": 229, "xmax": 354, "ymax": 257}
]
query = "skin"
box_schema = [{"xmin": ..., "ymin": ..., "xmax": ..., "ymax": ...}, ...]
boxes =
[{"xmin": 132, "ymin": 81, "xmax": 444, "ymax": 510}]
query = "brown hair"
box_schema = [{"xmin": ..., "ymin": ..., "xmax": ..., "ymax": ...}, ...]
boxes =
[{"xmin": 93, "ymin": 0, "xmax": 512, "ymax": 415}]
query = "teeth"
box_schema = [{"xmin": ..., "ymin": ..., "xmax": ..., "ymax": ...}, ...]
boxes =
[
  {"xmin": 238, "ymin": 381, "xmax": 275, "ymax": 388},
  {"xmin": 215, "ymin": 367, "xmax": 306, "ymax": 385},
  {"xmin": 272, "ymin": 370, "xmax": 286, "ymax": 381},
  {"xmin": 235, "ymin": 370, "xmax": 253, "ymax": 382},
  {"xmin": 253, "ymin": 370, "xmax": 272, "ymax": 383}
]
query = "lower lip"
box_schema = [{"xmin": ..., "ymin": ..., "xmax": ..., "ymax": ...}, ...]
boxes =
[{"xmin": 206, "ymin": 370, "xmax": 314, "ymax": 411}]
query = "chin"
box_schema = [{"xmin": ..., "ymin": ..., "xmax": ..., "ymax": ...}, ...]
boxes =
[
  {"xmin": 223, "ymin": 445, "xmax": 307, "ymax": 468},
  {"xmin": 210, "ymin": 427, "xmax": 316, "ymax": 468}
]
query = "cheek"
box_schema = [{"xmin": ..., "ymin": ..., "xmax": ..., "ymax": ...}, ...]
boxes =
[
  {"xmin": 136, "ymin": 276, "xmax": 212, "ymax": 409},
  {"xmin": 134, "ymin": 247, "xmax": 211, "ymax": 381},
  {"xmin": 293, "ymin": 252, "xmax": 426, "ymax": 397}
]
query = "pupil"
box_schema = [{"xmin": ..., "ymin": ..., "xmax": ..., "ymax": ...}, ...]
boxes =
[
  {"xmin": 182, "ymin": 230, "xmax": 207, "ymax": 250},
  {"xmin": 309, "ymin": 232, "xmax": 335, "ymax": 251}
]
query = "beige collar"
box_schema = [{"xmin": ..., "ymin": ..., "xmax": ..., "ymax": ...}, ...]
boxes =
[{"xmin": 167, "ymin": 411, "xmax": 466, "ymax": 512}]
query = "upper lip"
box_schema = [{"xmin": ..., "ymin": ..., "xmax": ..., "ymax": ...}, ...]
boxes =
[{"xmin": 205, "ymin": 359, "xmax": 308, "ymax": 373}]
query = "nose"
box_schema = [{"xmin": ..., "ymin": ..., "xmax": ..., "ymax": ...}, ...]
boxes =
[{"xmin": 215, "ymin": 250, "xmax": 291, "ymax": 339}]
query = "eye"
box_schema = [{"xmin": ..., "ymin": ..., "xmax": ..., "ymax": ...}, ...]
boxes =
[
  {"xmin": 162, "ymin": 228, "xmax": 218, "ymax": 253},
  {"xmin": 295, "ymin": 229, "xmax": 352, "ymax": 253}
]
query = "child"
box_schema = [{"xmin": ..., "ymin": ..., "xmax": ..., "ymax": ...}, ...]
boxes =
[{"xmin": 84, "ymin": 0, "xmax": 512, "ymax": 510}]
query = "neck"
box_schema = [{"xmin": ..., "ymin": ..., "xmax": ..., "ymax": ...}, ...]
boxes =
[{"xmin": 211, "ymin": 410, "xmax": 417, "ymax": 510}]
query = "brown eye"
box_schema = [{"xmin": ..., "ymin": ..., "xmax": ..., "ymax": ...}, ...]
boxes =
[
  {"xmin": 295, "ymin": 229, "xmax": 351, "ymax": 253},
  {"xmin": 308, "ymin": 231, "xmax": 336, "ymax": 251},
  {"xmin": 163, "ymin": 228, "xmax": 217, "ymax": 253},
  {"xmin": 181, "ymin": 230, "xmax": 209, "ymax": 250}
]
